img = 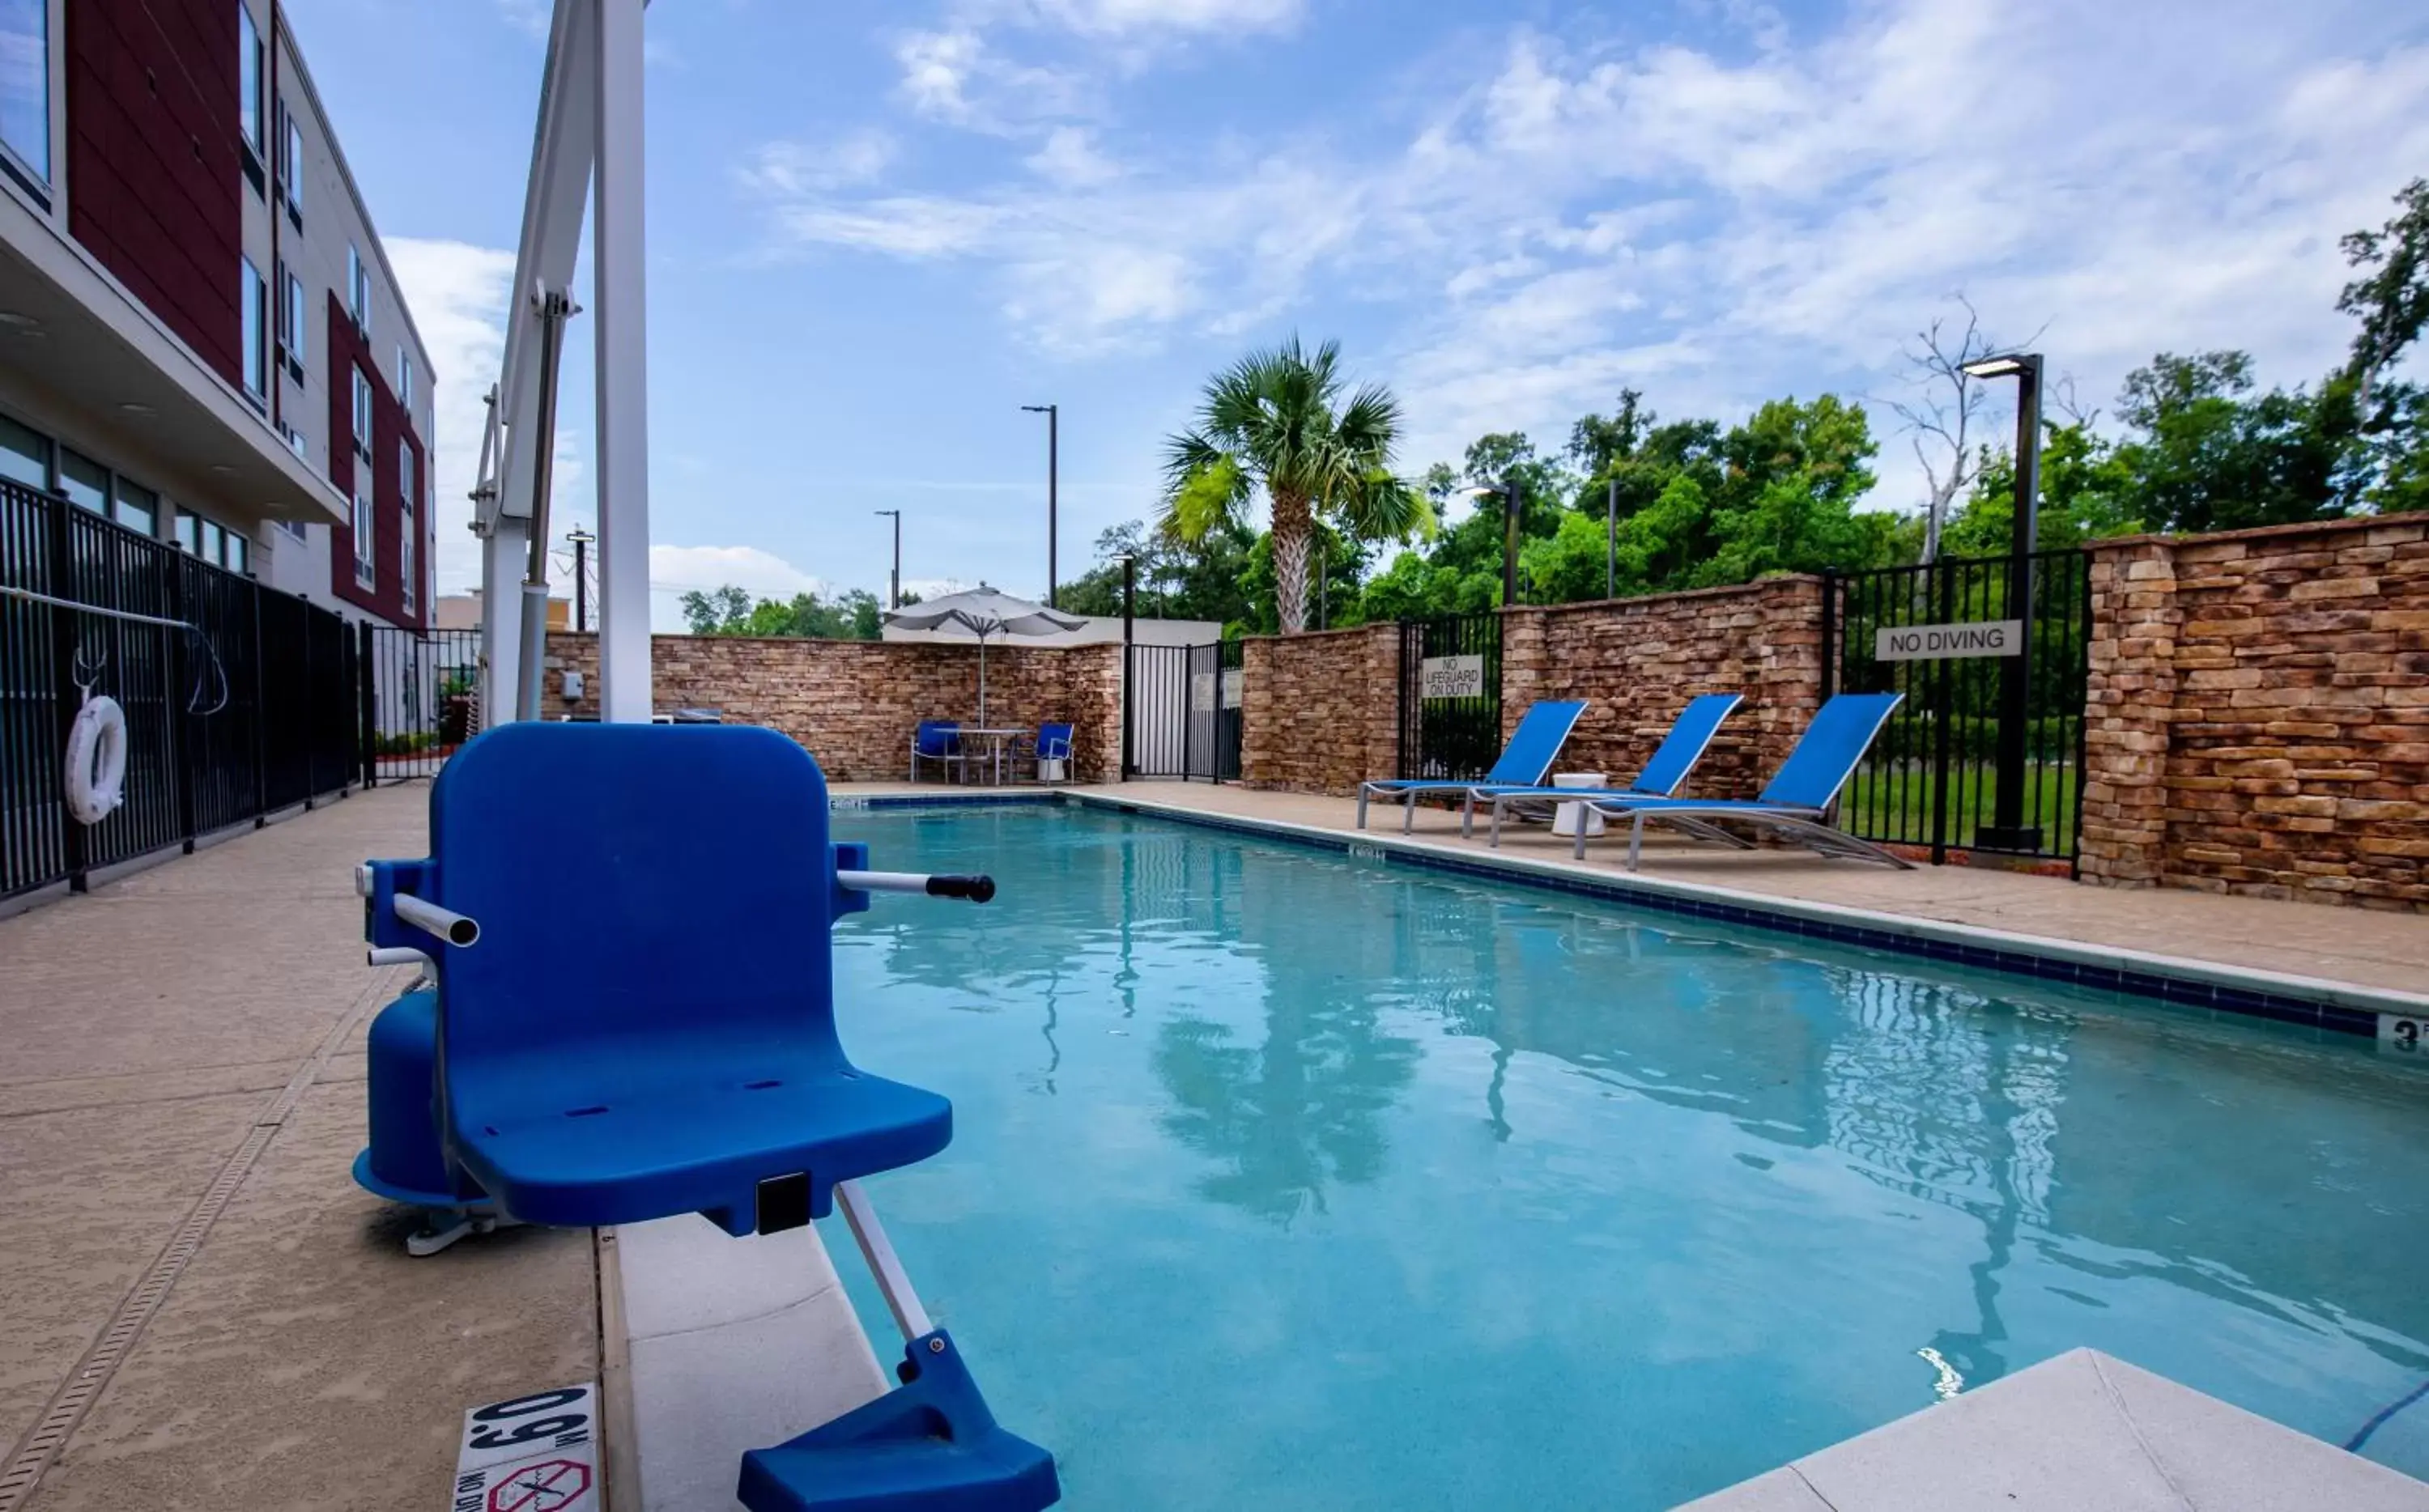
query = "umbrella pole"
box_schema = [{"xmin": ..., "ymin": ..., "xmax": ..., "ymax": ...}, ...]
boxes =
[{"xmin": 979, "ymin": 631, "xmax": 989, "ymax": 727}]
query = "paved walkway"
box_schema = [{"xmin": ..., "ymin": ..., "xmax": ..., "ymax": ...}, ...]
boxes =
[
  {"xmin": 0, "ymin": 785, "xmax": 597, "ymax": 1512},
  {"xmin": 1068, "ymin": 782, "xmax": 2429, "ymax": 998}
]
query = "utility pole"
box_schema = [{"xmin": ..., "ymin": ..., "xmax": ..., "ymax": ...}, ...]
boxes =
[
  {"xmin": 874, "ymin": 509, "xmax": 901, "ymax": 609},
  {"xmin": 1022, "ymin": 403, "xmax": 1058, "ymax": 607},
  {"xmin": 568, "ymin": 524, "xmax": 593, "ymax": 633},
  {"xmin": 1500, "ymin": 473, "xmax": 1522, "ymax": 608}
]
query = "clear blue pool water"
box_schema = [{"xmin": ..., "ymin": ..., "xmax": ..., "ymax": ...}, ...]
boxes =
[{"xmin": 823, "ymin": 804, "xmax": 2429, "ymax": 1509}]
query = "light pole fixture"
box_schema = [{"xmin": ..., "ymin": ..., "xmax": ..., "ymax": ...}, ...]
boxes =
[
  {"xmin": 873, "ymin": 508, "xmax": 902, "ymax": 609},
  {"xmin": 565, "ymin": 524, "xmax": 594, "ymax": 633},
  {"xmin": 1959, "ymin": 350, "xmax": 2044, "ymax": 853},
  {"xmin": 1021, "ymin": 404, "xmax": 1058, "ymax": 608},
  {"xmin": 1457, "ymin": 476, "xmax": 1525, "ymax": 607}
]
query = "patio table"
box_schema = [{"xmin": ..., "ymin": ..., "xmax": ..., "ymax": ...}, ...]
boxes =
[{"xmin": 956, "ymin": 727, "xmax": 1029, "ymax": 786}]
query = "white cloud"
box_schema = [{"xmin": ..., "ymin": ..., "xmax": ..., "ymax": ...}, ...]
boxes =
[
  {"xmin": 892, "ymin": 28, "xmax": 1083, "ymax": 131},
  {"xmin": 1026, "ymin": 125, "xmax": 1119, "ymax": 188},
  {"xmin": 739, "ymin": 130, "xmax": 899, "ymax": 196},
  {"xmin": 1017, "ymin": 0, "xmax": 1304, "ymax": 38},
  {"xmin": 648, "ymin": 545, "xmax": 838, "ymax": 631},
  {"xmin": 385, "ymin": 238, "xmax": 517, "ymax": 596}
]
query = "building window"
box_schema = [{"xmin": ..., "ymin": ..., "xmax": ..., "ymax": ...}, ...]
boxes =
[
  {"xmin": 58, "ymin": 448, "xmax": 107, "ymax": 514},
  {"xmin": 279, "ymin": 420, "xmax": 306, "ymax": 461},
  {"xmin": 282, "ymin": 269, "xmax": 306, "ymax": 380},
  {"xmin": 0, "ymin": 0, "xmax": 49, "ymax": 187},
  {"xmin": 352, "ymin": 366, "xmax": 373, "ymax": 457},
  {"xmin": 0, "ymin": 410, "xmax": 45, "ymax": 488},
  {"xmin": 174, "ymin": 509, "xmax": 199, "ymax": 554},
  {"xmin": 227, "ymin": 531, "xmax": 249, "ymax": 575},
  {"xmin": 277, "ymin": 100, "xmax": 302, "ymax": 219},
  {"xmin": 240, "ymin": 257, "xmax": 267, "ymax": 401},
  {"xmin": 276, "ymin": 517, "xmax": 306, "ymax": 541},
  {"xmin": 398, "ymin": 348, "xmax": 413, "ymax": 412},
  {"xmin": 400, "ymin": 443, "xmax": 417, "ymax": 612},
  {"xmin": 236, "ymin": 5, "xmax": 265, "ymax": 185},
  {"xmin": 115, "ymin": 478, "xmax": 158, "ymax": 536},
  {"xmin": 347, "ymin": 245, "xmax": 369, "ymax": 332},
  {"xmin": 352, "ymin": 480, "xmax": 374, "ymax": 584}
]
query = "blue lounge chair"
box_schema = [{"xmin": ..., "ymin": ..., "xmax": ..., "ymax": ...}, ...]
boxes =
[
  {"xmin": 1554, "ymin": 692, "xmax": 1909, "ymax": 869},
  {"xmin": 1356, "ymin": 699, "xmax": 1588, "ymax": 833},
  {"xmin": 1465, "ymin": 692, "xmax": 1745, "ymax": 843},
  {"xmin": 911, "ymin": 720, "xmax": 966, "ymax": 783}
]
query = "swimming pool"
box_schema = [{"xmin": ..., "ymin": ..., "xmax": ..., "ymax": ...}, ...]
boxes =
[{"xmin": 825, "ymin": 803, "xmax": 2429, "ymax": 1509}]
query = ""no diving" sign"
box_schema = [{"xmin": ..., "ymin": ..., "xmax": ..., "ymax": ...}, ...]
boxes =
[
  {"xmin": 452, "ymin": 1383, "xmax": 599, "ymax": 1512},
  {"xmin": 1874, "ymin": 620, "xmax": 2023, "ymax": 662}
]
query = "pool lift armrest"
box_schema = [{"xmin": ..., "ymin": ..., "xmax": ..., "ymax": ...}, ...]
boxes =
[{"xmin": 836, "ymin": 869, "xmax": 997, "ymax": 903}]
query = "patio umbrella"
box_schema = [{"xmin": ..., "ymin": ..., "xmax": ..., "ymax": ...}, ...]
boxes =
[{"xmin": 883, "ymin": 586, "xmax": 1085, "ymax": 725}]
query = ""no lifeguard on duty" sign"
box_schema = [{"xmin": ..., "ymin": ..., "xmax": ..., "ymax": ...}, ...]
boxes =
[{"xmin": 1874, "ymin": 620, "xmax": 2024, "ymax": 662}]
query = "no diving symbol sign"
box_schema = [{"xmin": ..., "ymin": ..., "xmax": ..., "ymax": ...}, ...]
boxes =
[
  {"xmin": 453, "ymin": 1382, "xmax": 599, "ymax": 1512},
  {"xmin": 487, "ymin": 1459, "xmax": 591, "ymax": 1512}
]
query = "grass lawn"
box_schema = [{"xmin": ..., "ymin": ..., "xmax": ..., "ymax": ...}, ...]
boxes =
[{"xmin": 1838, "ymin": 762, "xmax": 2081, "ymax": 857}]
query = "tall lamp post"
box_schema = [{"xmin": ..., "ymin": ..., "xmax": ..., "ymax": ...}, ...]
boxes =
[
  {"xmin": 1959, "ymin": 351, "xmax": 2044, "ymax": 853},
  {"xmin": 873, "ymin": 508, "xmax": 901, "ymax": 609},
  {"xmin": 1458, "ymin": 477, "xmax": 1525, "ymax": 606},
  {"xmin": 566, "ymin": 524, "xmax": 594, "ymax": 632},
  {"xmin": 1021, "ymin": 403, "xmax": 1058, "ymax": 607}
]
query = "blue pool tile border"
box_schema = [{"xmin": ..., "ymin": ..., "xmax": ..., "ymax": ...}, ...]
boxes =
[{"xmin": 1053, "ymin": 792, "xmax": 2414, "ymax": 1041}]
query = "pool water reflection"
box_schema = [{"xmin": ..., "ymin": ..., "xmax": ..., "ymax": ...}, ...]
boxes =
[{"xmin": 823, "ymin": 806, "xmax": 2429, "ymax": 1510}]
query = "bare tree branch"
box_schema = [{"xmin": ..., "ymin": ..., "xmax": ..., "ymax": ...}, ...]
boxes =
[{"xmin": 1879, "ymin": 293, "xmax": 2006, "ymax": 564}]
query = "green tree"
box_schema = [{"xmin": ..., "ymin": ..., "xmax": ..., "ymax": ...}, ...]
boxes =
[
  {"xmin": 1160, "ymin": 336, "xmax": 1431, "ymax": 634},
  {"xmin": 2340, "ymin": 177, "xmax": 2429, "ymax": 401},
  {"xmin": 1057, "ymin": 519, "xmax": 1260, "ymax": 629},
  {"xmin": 677, "ymin": 584, "xmax": 887, "ymax": 639},
  {"xmin": 2107, "ymin": 352, "xmax": 2350, "ymax": 533}
]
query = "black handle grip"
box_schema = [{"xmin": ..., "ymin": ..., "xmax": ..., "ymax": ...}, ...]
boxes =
[{"xmin": 925, "ymin": 874, "xmax": 996, "ymax": 903}]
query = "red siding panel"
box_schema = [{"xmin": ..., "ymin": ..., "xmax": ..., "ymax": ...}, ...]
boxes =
[
  {"xmin": 65, "ymin": 0, "xmax": 245, "ymax": 389},
  {"xmin": 326, "ymin": 292, "xmax": 427, "ymax": 629}
]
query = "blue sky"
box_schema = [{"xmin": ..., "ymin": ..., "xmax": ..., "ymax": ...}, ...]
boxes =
[{"xmin": 286, "ymin": 0, "xmax": 2428, "ymax": 627}]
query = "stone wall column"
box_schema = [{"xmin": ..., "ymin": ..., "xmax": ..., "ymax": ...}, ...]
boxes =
[
  {"xmin": 1499, "ymin": 606, "xmax": 1548, "ymax": 745},
  {"xmin": 2079, "ymin": 539, "xmax": 2179, "ymax": 887}
]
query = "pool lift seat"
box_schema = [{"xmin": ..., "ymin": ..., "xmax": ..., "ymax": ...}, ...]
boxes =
[{"xmin": 361, "ymin": 720, "xmax": 1058, "ymax": 1511}]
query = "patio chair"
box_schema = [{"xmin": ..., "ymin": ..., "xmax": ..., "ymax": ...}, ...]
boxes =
[
  {"xmin": 1557, "ymin": 691, "xmax": 1910, "ymax": 869},
  {"xmin": 1466, "ymin": 692, "xmax": 1744, "ymax": 843},
  {"xmin": 1023, "ymin": 721, "xmax": 1075, "ymax": 784},
  {"xmin": 1355, "ymin": 699, "xmax": 1588, "ymax": 834},
  {"xmin": 360, "ymin": 721, "xmax": 1059, "ymax": 1510},
  {"xmin": 911, "ymin": 719, "xmax": 967, "ymax": 784}
]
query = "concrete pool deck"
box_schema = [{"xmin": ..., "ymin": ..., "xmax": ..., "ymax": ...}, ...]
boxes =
[{"xmin": 5, "ymin": 775, "xmax": 2427, "ymax": 1510}]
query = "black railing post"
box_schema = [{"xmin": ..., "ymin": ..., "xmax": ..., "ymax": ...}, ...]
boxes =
[
  {"xmin": 357, "ymin": 620, "xmax": 376, "ymax": 790},
  {"xmin": 248, "ymin": 584, "xmax": 269, "ymax": 823},
  {"xmin": 44, "ymin": 491, "xmax": 87, "ymax": 891},
  {"xmin": 1120, "ymin": 554, "xmax": 1134, "ymax": 780},
  {"xmin": 168, "ymin": 553, "xmax": 197, "ymax": 852},
  {"xmin": 1929, "ymin": 557, "xmax": 1955, "ymax": 867}
]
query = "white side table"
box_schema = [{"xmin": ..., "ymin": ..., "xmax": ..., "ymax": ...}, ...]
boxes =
[{"xmin": 1551, "ymin": 772, "xmax": 1609, "ymax": 838}]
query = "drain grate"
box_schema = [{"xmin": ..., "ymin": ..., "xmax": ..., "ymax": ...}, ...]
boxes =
[{"xmin": 0, "ymin": 966, "xmax": 405, "ymax": 1511}]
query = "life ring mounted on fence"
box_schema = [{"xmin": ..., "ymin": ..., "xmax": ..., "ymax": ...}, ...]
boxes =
[{"xmin": 65, "ymin": 694, "xmax": 127, "ymax": 825}]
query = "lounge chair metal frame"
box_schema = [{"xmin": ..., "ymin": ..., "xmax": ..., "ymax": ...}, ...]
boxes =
[
  {"xmin": 1355, "ymin": 700, "xmax": 1588, "ymax": 833},
  {"xmin": 1462, "ymin": 692, "xmax": 1746, "ymax": 840}
]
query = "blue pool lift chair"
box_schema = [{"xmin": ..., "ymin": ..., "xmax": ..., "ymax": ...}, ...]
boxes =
[
  {"xmin": 1555, "ymin": 692, "xmax": 1910, "ymax": 869},
  {"xmin": 1465, "ymin": 692, "xmax": 1745, "ymax": 843},
  {"xmin": 1355, "ymin": 699, "xmax": 1588, "ymax": 834},
  {"xmin": 359, "ymin": 720, "xmax": 1058, "ymax": 1510},
  {"xmin": 1023, "ymin": 721, "xmax": 1074, "ymax": 784},
  {"xmin": 912, "ymin": 720, "xmax": 967, "ymax": 784}
]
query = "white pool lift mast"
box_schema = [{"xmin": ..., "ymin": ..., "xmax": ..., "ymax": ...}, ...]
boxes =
[
  {"xmin": 469, "ymin": 0, "xmax": 653, "ymax": 729},
  {"xmin": 458, "ymin": 0, "xmax": 964, "ymax": 1383}
]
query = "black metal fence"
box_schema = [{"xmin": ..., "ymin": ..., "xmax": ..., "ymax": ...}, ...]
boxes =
[
  {"xmin": 1, "ymin": 478, "xmax": 360, "ymax": 902},
  {"xmin": 1822, "ymin": 548, "xmax": 2091, "ymax": 867},
  {"xmin": 1397, "ymin": 611, "xmax": 1503, "ymax": 781},
  {"xmin": 1127, "ymin": 639, "xmax": 1241, "ymax": 781},
  {"xmin": 360, "ymin": 626, "xmax": 483, "ymax": 784}
]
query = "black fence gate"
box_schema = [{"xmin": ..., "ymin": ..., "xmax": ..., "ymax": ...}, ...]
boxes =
[
  {"xmin": 1822, "ymin": 548, "xmax": 2091, "ymax": 868},
  {"xmin": 2, "ymin": 477, "xmax": 359, "ymax": 903},
  {"xmin": 1126, "ymin": 639, "xmax": 1240, "ymax": 781},
  {"xmin": 1397, "ymin": 611, "xmax": 1502, "ymax": 780},
  {"xmin": 360, "ymin": 626, "xmax": 483, "ymax": 784}
]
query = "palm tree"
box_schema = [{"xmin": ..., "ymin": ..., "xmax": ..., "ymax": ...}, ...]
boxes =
[{"xmin": 1159, "ymin": 335, "xmax": 1431, "ymax": 634}]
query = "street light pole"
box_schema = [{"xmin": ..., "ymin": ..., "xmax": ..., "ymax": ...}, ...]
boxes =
[
  {"xmin": 1605, "ymin": 477, "xmax": 1617, "ymax": 601},
  {"xmin": 1022, "ymin": 404, "xmax": 1058, "ymax": 607},
  {"xmin": 874, "ymin": 509, "xmax": 901, "ymax": 609},
  {"xmin": 1501, "ymin": 473, "xmax": 1522, "ymax": 608},
  {"xmin": 1960, "ymin": 351, "xmax": 2045, "ymax": 853},
  {"xmin": 568, "ymin": 524, "xmax": 593, "ymax": 633}
]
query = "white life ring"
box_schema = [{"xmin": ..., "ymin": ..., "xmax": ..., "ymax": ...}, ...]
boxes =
[{"xmin": 65, "ymin": 694, "xmax": 127, "ymax": 825}]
